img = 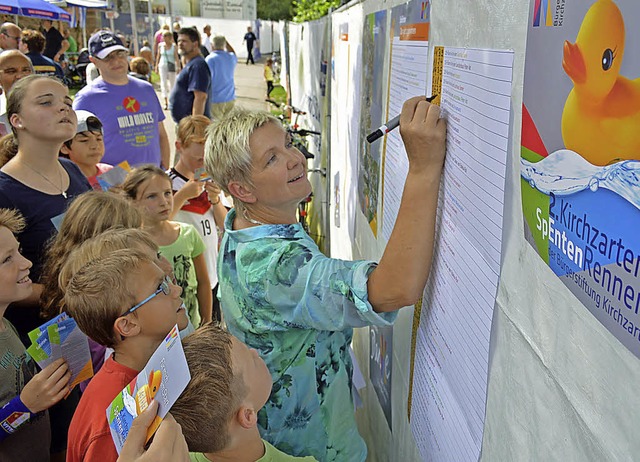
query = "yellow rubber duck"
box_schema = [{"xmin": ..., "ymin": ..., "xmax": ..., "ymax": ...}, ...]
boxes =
[{"xmin": 561, "ymin": 0, "xmax": 640, "ymax": 166}]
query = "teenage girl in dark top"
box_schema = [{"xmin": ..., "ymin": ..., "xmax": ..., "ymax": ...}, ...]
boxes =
[{"xmin": 0, "ymin": 74, "xmax": 90, "ymax": 461}]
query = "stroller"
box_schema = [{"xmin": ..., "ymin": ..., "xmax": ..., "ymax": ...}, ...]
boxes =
[{"xmin": 63, "ymin": 48, "xmax": 90, "ymax": 89}]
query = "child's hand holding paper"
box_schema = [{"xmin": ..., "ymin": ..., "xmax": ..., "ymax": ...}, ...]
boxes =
[
  {"xmin": 26, "ymin": 314, "xmax": 93, "ymax": 393},
  {"xmin": 20, "ymin": 358, "xmax": 71, "ymax": 413},
  {"xmin": 116, "ymin": 401, "xmax": 189, "ymax": 462}
]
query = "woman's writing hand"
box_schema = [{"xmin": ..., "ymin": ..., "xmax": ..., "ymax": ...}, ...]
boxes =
[
  {"xmin": 399, "ymin": 96, "xmax": 447, "ymax": 174},
  {"xmin": 20, "ymin": 358, "xmax": 71, "ymax": 413}
]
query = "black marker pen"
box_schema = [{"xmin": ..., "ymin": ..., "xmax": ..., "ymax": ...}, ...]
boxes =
[{"xmin": 366, "ymin": 95, "xmax": 438, "ymax": 144}]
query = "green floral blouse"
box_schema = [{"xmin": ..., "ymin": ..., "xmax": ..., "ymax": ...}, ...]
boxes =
[{"xmin": 218, "ymin": 209, "xmax": 396, "ymax": 462}]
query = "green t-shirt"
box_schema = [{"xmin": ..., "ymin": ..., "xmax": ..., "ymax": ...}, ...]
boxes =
[
  {"xmin": 67, "ymin": 35, "xmax": 78, "ymax": 53},
  {"xmin": 159, "ymin": 222, "xmax": 205, "ymax": 326},
  {"xmin": 189, "ymin": 440, "xmax": 318, "ymax": 462}
]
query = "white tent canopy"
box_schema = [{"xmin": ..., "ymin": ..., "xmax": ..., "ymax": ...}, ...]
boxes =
[
  {"xmin": 47, "ymin": 0, "xmax": 107, "ymax": 7},
  {"xmin": 63, "ymin": 0, "xmax": 106, "ymax": 7}
]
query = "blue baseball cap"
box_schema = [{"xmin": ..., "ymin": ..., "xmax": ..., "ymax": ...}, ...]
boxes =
[{"xmin": 88, "ymin": 30, "xmax": 128, "ymax": 59}]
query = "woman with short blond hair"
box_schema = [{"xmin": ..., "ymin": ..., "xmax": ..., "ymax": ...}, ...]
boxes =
[{"xmin": 205, "ymin": 97, "xmax": 447, "ymax": 461}]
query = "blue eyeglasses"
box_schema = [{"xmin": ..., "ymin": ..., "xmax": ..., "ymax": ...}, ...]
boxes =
[{"xmin": 124, "ymin": 274, "xmax": 173, "ymax": 315}]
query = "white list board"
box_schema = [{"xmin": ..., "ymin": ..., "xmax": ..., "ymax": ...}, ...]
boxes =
[
  {"xmin": 381, "ymin": 35, "xmax": 429, "ymax": 242},
  {"xmin": 410, "ymin": 47, "xmax": 514, "ymax": 462}
]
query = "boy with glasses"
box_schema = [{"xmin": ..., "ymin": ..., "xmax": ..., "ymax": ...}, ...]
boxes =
[
  {"xmin": 73, "ymin": 30, "xmax": 171, "ymax": 169},
  {"xmin": 64, "ymin": 248, "xmax": 189, "ymax": 462}
]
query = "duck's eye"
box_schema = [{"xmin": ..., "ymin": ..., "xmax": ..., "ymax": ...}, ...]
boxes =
[{"xmin": 602, "ymin": 48, "xmax": 614, "ymax": 71}]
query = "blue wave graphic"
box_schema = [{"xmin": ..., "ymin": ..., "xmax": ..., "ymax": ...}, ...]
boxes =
[{"xmin": 521, "ymin": 149, "xmax": 640, "ymax": 210}]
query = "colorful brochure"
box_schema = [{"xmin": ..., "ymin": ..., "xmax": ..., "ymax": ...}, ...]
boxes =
[
  {"xmin": 96, "ymin": 161, "xmax": 131, "ymax": 191},
  {"xmin": 26, "ymin": 313, "xmax": 93, "ymax": 390},
  {"xmin": 106, "ymin": 324, "xmax": 191, "ymax": 454},
  {"xmin": 194, "ymin": 167, "xmax": 212, "ymax": 182}
]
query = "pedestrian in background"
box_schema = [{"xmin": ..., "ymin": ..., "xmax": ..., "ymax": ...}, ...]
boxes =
[
  {"xmin": 155, "ymin": 31, "xmax": 179, "ymax": 110},
  {"xmin": 170, "ymin": 27, "xmax": 210, "ymax": 124},
  {"xmin": 0, "ymin": 22, "xmax": 21, "ymax": 52},
  {"xmin": 242, "ymin": 26, "xmax": 257, "ymax": 65},
  {"xmin": 205, "ymin": 35, "xmax": 237, "ymax": 120},
  {"xmin": 41, "ymin": 20, "xmax": 68, "ymax": 63},
  {"xmin": 264, "ymin": 57, "xmax": 274, "ymax": 97}
]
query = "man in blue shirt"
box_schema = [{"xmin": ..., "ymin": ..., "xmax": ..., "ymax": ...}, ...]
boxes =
[
  {"xmin": 169, "ymin": 27, "xmax": 210, "ymax": 123},
  {"xmin": 205, "ymin": 35, "xmax": 237, "ymax": 120}
]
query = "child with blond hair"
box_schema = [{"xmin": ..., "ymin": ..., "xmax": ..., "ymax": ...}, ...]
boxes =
[
  {"xmin": 168, "ymin": 115, "xmax": 228, "ymax": 321},
  {"xmin": 65, "ymin": 247, "xmax": 189, "ymax": 462},
  {"xmin": 171, "ymin": 324, "xmax": 318, "ymax": 462},
  {"xmin": 0, "ymin": 208, "xmax": 71, "ymax": 460},
  {"xmin": 122, "ymin": 165, "xmax": 212, "ymax": 327},
  {"xmin": 40, "ymin": 191, "xmax": 142, "ymax": 321}
]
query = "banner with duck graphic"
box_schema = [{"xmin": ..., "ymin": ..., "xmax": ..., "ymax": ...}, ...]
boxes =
[{"xmin": 521, "ymin": 0, "xmax": 640, "ymax": 357}]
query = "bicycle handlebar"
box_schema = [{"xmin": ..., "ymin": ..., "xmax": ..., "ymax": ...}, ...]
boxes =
[
  {"xmin": 292, "ymin": 129, "xmax": 321, "ymax": 137},
  {"xmin": 295, "ymin": 143, "xmax": 315, "ymax": 159},
  {"xmin": 264, "ymin": 99, "xmax": 307, "ymax": 116}
]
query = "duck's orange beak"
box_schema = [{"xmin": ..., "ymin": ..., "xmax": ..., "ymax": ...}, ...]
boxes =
[{"xmin": 563, "ymin": 40, "xmax": 586, "ymax": 85}]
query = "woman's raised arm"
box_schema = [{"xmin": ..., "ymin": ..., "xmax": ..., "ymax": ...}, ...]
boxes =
[{"xmin": 367, "ymin": 96, "xmax": 447, "ymax": 312}]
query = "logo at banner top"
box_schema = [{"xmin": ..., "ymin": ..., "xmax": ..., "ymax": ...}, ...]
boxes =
[
  {"xmin": 533, "ymin": 0, "xmax": 555, "ymax": 27},
  {"xmin": 420, "ymin": 1, "xmax": 429, "ymax": 20}
]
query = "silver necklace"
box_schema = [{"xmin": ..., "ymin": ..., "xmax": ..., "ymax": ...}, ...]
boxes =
[
  {"xmin": 19, "ymin": 160, "xmax": 67, "ymax": 198},
  {"xmin": 242, "ymin": 208, "xmax": 267, "ymax": 226}
]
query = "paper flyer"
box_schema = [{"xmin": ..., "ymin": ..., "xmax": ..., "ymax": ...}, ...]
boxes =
[
  {"xmin": 521, "ymin": 0, "xmax": 640, "ymax": 357},
  {"xmin": 106, "ymin": 325, "xmax": 191, "ymax": 454},
  {"xmin": 27, "ymin": 312, "xmax": 68, "ymax": 344},
  {"xmin": 96, "ymin": 161, "xmax": 131, "ymax": 191},
  {"xmin": 26, "ymin": 313, "xmax": 93, "ymax": 390},
  {"xmin": 194, "ymin": 167, "xmax": 212, "ymax": 182},
  {"xmin": 47, "ymin": 318, "xmax": 94, "ymax": 387},
  {"xmin": 51, "ymin": 212, "xmax": 65, "ymax": 231}
]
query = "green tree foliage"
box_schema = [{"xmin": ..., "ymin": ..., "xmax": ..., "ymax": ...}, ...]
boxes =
[
  {"xmin": 258, "ymin": 0, "xmax": 294, "ymax": 20},
  {"xmin": 292, "ymin": 0, "xmax": 341, "ymax": 22}
]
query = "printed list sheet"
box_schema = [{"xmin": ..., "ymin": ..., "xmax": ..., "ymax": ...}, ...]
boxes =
[
  {"xmin": 409, "ymin": 47, "xmax": 514, "ymax": 462},
  {"xmin": 381, "ymin": 34, "xmax": 429, "ymax": 241}
]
